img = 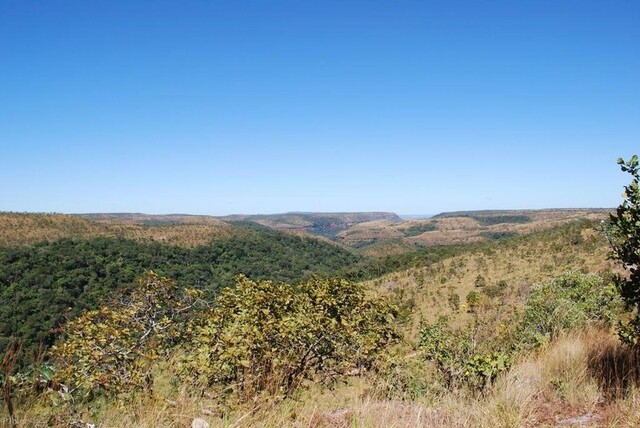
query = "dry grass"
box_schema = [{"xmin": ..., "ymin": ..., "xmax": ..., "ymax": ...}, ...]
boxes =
[
  {"xmin": 9, "ymin": 329, "xmax": 640, "ymax": 427},
  {"xmin": 0, "ymin": 212, "xmax": 234, "ymax": 247},
  {"xmin": 3, "ymin": 274, "xmax": 639, "ymax": 428},
  {"xmin": 336, "ymin": 209, "xmax": 610, "ymax": 252},
  {"xmin": 366, "ymin": 223, "xmax": 617, "ymax": 341}
]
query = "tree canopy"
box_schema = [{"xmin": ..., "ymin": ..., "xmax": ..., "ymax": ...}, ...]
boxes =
[{"xmin": 606, "ymin": 155, "xmax": 640, "ymax": 344}]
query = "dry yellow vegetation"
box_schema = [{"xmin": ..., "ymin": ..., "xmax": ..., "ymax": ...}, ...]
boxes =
[
  {"xmin": 15, "ymin": 330, "xmax": 640, "ymax": 427},
  {"xmin": 367, "ymin": 221, "xmax": 616, "ymax": 340},
  {"xmin": 2, "ymin": 219, "xmax": 634, "ymax": 428},
  {"xmin": 337, "ymin": 209, "xmax": 610, "ymax": 253},
  {"xmin": 0, "ymin": 212, "xmax": 234, "ymax": 247}
]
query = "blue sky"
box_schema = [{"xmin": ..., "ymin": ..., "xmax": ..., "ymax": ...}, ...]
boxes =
[{"xmin": 1, "ymin": 1, "xmax": 638, "ymax": 215}]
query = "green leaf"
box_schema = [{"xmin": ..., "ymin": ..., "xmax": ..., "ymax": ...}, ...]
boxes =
[{"xmin": 41, "ymin": 366, "xmax": 54, "ymax": 381}]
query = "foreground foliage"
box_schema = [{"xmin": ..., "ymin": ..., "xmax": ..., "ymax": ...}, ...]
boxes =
[
  {"xmin": 418, "ymin": 272, "xmax": 622, "ymax": 393},
  {"xmin": 50, "ymin": 272, "xmax": 202, "ymax": 397},
  {"xmin": 0, "ymin": 230, "xmax": 360, "ymax": 360},
  {"xmin": 40, "ymin": 273, "xmax": 399, "ymax": 405},
  {"xmin": 606, "ymin": 155, "xmax": 640, "ymax": 345},
  {"xmin": 181, "ymin": 276, "xmax": 399, "ymax": 401}
]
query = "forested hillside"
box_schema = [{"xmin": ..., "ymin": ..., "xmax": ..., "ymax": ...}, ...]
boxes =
[{"xmin": 0, "ymin": 228, "xmax": 361, "ymax": 359}]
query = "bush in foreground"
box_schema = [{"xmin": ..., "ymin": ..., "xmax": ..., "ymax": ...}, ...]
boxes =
[
  {"xmin": 50, "ymin": 272, "xmax": 202, "ymax": 398},
  {"xmin": 181, "ymin": 276, "xmax": 399, "ymax": 402}
]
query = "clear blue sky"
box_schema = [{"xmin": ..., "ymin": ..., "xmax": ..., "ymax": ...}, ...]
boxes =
[{"xmin": 1, "ymin": 1, "xmax": 638, "ymax": 215}]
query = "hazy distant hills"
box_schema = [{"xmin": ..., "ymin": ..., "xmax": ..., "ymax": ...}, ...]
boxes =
[
  {"xmin": 220, "ymin": 212, "xmax": 401, "ymax": 239},
  {"xmin": 0, "ymin": 211, "xmax": 400, "ymax": 248},
  {"xmin": 336, "ymin": 208, "xmax": 611, "ymax": 256},
  {"xmin": 0, "ymin": 212, "xmax": 234, "ymax": 247},
  {"xmin": 0, "ymin": 209, "xmax": 611, "ymax": 255},
  {"xmin": 78, "ymin": 212, "xmax": 229, "ymax": 226},
  {"xmin": 430, "ymin": 208, "xmax": 611, "ymax": 219}
]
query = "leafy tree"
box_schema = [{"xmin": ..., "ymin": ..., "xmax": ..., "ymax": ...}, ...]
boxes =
[
  {"xmin": 181, "ymin": 276, "xmax": 399, "ymax": 401},
  {"xmin": 50, "ymin": 272, "xmax": 202, "ymax": 397},
  {"xmin": 606, "ymin": 155, "xmax": 640, "ymax": 344}
]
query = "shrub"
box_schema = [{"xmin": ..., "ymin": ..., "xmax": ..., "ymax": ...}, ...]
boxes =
[
  {"xmin": 448, "ymin": 292, "xmax": 460, "ymax": 311},
  {"xmin": 371, "ymin": 352, "xmax": 434, "ymax": 400},
  {"xmin": 50, "ymin": 272, "xmax": 201, "ymax": 397},
  {"xmin": 517, "ymin": 272, "xmax": 622, "ymax": 347},
  {"xmin": 180, "ymin": 276, "xmax": 399, "ymax": 402},
  {"xmin": 482, "ymin": 282, "xmax": 505, "ymax": 299},
  {"xmin": 418, "ymin": 319, "xmax": 512, "ymax": 391},
  {"xmin": 419, "ymin": 319, "xmax": 473, "ymax": 389},
  {"xmin": 466, "ymin": 291, "xmax": 482, "ymax": 312}
]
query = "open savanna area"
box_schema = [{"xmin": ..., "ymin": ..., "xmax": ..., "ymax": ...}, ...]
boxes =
[
  {"xmin": 3, "ymin": 1, "xmax": 638, "ymax": 426},
  {"xmin": 0, "ymin": 212, "xmax": 234, "ymax": 248},
  {"xmin": 368, "ymin": 220, "xmax": 616, "ymax": 335},
  {"xmin": 3, "ymin": 208, "xmax": 639, "ymax": 427},
  {"xmin": 336, "ymin": 209, "xmax": 611, "ymax": 255}
]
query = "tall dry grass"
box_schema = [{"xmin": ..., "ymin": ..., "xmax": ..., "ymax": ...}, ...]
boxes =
[{"xmin": 9, "ymin": 328, "xmax": 640, "ymax": 427}]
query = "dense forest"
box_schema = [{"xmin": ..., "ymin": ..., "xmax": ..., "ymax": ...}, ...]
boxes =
[{"xmin": 0, "ymin": 228, "xmax": 361, "ymax": 358}]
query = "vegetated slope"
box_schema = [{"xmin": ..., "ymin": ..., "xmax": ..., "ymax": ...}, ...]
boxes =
[
  {"xmin": 0, "ymin": 228, "xmax": 361, "ymax": 359},
  {"xmin": 364, "ymin": 219, "xmax": 616, "ymax": 338},
  {"xmin": 220, "ymin": 212, "xmax": 401, "ymax": 238},
  {"xmin": 0, "ymin": 212, "xmax": 233, "ymax": 247},
  {"xmin": 14, "ymin": 219, "xmax": 630, "ymax": 428},
  {"xmin": 197, "ymin": 220, "xmax": 621, "ymax": 427},
  {"xmin": 337, "ymin": 208, "xmax": 610, "ymax": 255},
  {"xmin": 77, "ymin": 212, "xmax": 229, "ymax": 226}
]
